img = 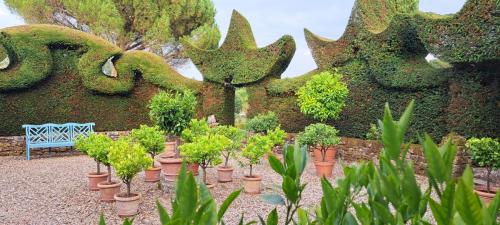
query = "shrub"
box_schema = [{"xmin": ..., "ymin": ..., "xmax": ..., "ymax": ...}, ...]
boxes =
[
  {"xmin": 267, "ymin": 127, "xmax": 287, "ymax": 147},
  {"xmin": 181, "ymin": 119, "xmax": 210, "ymax": 143},
  {"xmin": 75, "ymin": 133, "xmax": 113, "ymax": 182},
  {"xmin": 210, "ymin": 125, "xmax": 246, "ymax": 167},
  {"xmin": 130, "ymin": 125, "xmax": 165, "ymax": 168},
  {"xmin": 241, "ymin": 134, "xmax": 273, "ymax": 177},
  {"xmin": 365, "ymin": 123, "xmax": 381, "ymax": 140},
  {"xmin": 179, "ymin": 134, "xmax": 231, "ymax": 184},
  {"xmin": 466, "ymin": 137, "xmax": 500, "ymax": 192},
  {"xmin": 297, "ymin": 123, "xmax": 341, "ymax": 162},
  {"xmin": 296, "ymin": 71, "xmax": 349, "ymax": 122},
  {"xmin": 108, "ymin": 137, "xmax": 152, "ymax": 197},
  {"xmin": 149, "ymin": 90, "xmax": 197, "ymax": 137},
  {"xmin": 245, "ymin": 111, "xmax": 279, "ymax": 134}
]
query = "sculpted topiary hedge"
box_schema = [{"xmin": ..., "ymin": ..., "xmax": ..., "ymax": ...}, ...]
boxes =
[
  {"xmin": 0, "ymin": 1, "xmax": 498, "ymax": 140},
  {"xmin": 246, "ymin": 0, "xmax": 499, "ymax": 139}
]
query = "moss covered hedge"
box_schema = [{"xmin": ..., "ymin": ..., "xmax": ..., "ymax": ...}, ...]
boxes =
[
  {"xmin": 0, "ymin": 25, "xmax": 203, "ymax": 135},
  {"xmin": 249, "ymin": 0, "xmax": 499, "ymax": 140},
  {"xmin": 0, "ymin": 1, "xmax": 498, "ymax": 140}
]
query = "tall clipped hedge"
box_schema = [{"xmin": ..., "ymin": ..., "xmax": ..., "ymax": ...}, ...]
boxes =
[
  {"xmin": 248, "ymin": 0, "xmax": 499, "ymax": 140},
  {"xmin": 0, "ymin": 25, "xmax": 204, "ymax": 135}
]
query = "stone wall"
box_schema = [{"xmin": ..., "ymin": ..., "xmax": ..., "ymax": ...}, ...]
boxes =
[
  {"xmin": 336, "ymin": 135, "xmax": 470, "ymax": 176},
  {"xmin": 0, "ymin": 131, "xmax": 130, "ymax": 158},
  {"xmin": 0, "ymin": 131, "xmax": 470, "ymax": 177}
]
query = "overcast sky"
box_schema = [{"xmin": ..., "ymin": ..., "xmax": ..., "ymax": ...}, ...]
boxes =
[{"xmin": 0, "ymin": 0, "xmax": 465, "ymax": 80}]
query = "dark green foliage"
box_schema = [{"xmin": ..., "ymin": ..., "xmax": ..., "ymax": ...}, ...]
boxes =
[
  {"xmin": 249, "ymin": 0, "xmax": 498, "ymax": 140},
  {"xmin": 183, "ymin": 10, "xmax": 295, "ymax": 86},
  {"xmin": 245, "ymin": 112, "xmax": 280, "ymax": 134},
  {"xmin": 149, "ymin": 90, "xmax": 197, "ymax": 136},
  {"xmin": 262, "ymin": 143, "xmax": 308, "ymax": 225}
]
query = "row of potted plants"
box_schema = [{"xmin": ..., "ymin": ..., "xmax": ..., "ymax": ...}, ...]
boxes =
[{"xmin": 75, "ymin": 124, "xmax": 165, "ymax": 217}]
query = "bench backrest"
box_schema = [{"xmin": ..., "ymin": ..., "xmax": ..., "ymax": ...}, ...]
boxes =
[{"xmin": 22, "ymin": 123, "xmax": 95, "ymax": 148}]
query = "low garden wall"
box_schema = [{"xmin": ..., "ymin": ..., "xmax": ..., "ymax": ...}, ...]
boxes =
[
  {"xmin": 0, "ymin": 131, "xmax": 130, "ymax": 157},
  {"xmin": 0, "ymin": 132, "xmax": 470, "ymax": 177}
]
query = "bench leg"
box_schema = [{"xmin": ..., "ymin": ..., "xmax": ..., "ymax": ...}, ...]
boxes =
[{"xmin": 26, "ymin": 146, "xmax": 30, "ymax": 161}]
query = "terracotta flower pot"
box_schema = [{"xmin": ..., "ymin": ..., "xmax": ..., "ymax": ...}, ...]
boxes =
[
  {"xmin": 217, "ymin": 166, "xmax": 234, "ymax": 183},
  {"xmin": 189, "ymin": 163, "xmax": 199, "ymax": 176},
  {"xmin": 144, "ymin": 167, "xmax": 161, "ymax": 182},
  {"xmin": 114, "ymin": 193, "xmax": 142, "ymax": 218},
  {"xmin": 97, "ymin": 181, "xmax": 121, "ymax": 203},
  {"xmin": 87, "ymin": 172, "xmax": 108, "ymax": 191},
  {"xmin": 243, "ymin": 175, "xmax": 262, "ymax": 194},
  {"xmin": 206, "ymin": 182, "xmax": 216, "ymax": 189},
  {"xmin": 164, "ymin": 141, "xmax": 176, "ymax": 154},
  {"xmin": 158, "ymin": 157, "xmax": 183, "ymax": 182},
  {"xmin": 313, "ymin": 147, "xmax": 336, "ymax": 162},
  {"xmin": 314, "ymin": 161, "xmax": 334, "ymax": 178},
  {"xmin": 474, "ymin": 185, "xmax": 498, "ymax": 204}
]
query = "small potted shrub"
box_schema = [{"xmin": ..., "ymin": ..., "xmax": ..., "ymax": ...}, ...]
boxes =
[
  {"xmin": 241, "ymin": 134, "xmax": 273, "ymax": 194},
  {"xmin": 211, "ymin": 125, "xmax": 246, "ymax": 182},
  {"xmin": 149, "ymin": 90, "xmax": 196, "ymax": 178},
  {"xmin": 245, "ymin": 111, "xmax": 279, "ymax": 134},
  {"xmin": 466, "ymin": 137, "xmax": 500, "ymax": 203},
  {"xmin": 75, "ymin": 134, "xmax": 110, "ymax": 191},
  {"xmin": 297, "ymin": 123, "xmax": 341, "ymax": 177},
  {"xmin": 179, "ymin": 134, "xmax": 230, "ymax": 188},
  {"xmin": 84, "ymin": 134, "xmax": 121, "ymax": 202},
  {"xmin": 181, "ymin": 119, "xmax": 211, "ymax": 175},
  {"xmin": 108, "ymin": 137, "xmax": 152, "ymax": 217},
  {"xmin": 266, "ymin": 127, "xmax": 287, "ymax": 160},
  {"xmin": 130, "ymin": 125, "xmax": 165, "ymax": 182},
  {"xmin": 296, "ymin": 70, "xmax": 348, "ymax": 176}
]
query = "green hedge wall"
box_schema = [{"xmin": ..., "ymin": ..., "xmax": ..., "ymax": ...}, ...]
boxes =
[
  {"xmin": 0, "ymin": 25, "xmax": 204, "ymax": 136},
  {"xmin": 249, "ymin": 0, "xmax": 499, "ymax": 140}
]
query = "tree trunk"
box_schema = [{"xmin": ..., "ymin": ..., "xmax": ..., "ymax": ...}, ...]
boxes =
[
  {"xmin": 487, "ymin": 167, "xmax": 492, "ymax": 193},
  {"xmin": 321, "ymin": 146, "xmax": 327, "ymax": 162},
  {"xmin": 249, "ymin": 164, "xmax": 253, "ymax": 177},
  {"xmin": 126, "ymin": 181, "xmax": 131, "ymax": 197},
  {"xmin": 107, "ymin": 165, "xmax": 112, "ymax": 183},
  {"xmin": 96, "ymin": 161, "xmax": 101, "ymax": 174},
  {"xmin": 202, "ymin": 167, "xmax": 207, "ymax": 184},
  {"xmin": 150, "ymin": 153, "xmax": 155, "ymax": 168},
  {"xmin": 224, "ymin": 155, "xmax": 229, "ymax": 167}
]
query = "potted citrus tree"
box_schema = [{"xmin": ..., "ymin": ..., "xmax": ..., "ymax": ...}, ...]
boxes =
[
  {"xmin": 210, "ymin": 125, "xmax": 246, "ymax": 182},
  {"xmin": 108, "ymin": 137, "xmax": 152, "ymax": 217},
  {"xmin": 149, "ymin": 90, "xmax": 196, "ymax": 179},
  {"xmin": 466, "ymin": 137, "xmax": 500, "ymax": 203},
  {"xmin": 181, "ymin": 119, "xmax": 211, "ymax": 175},
  {"xmin": 241, "ymin": 134, "xmax": 273, "ymax": 194},
  {"xmin": 75, "ymin": 134, "xmax": 108, "ymax": 191},
  {"xmin": 130, "ymin": 125, "xmax": 165, "ymax": 182},
  {"xmin": 179, "ymin": 133, "xmax": 230, "ymax": 188},
  {"xmin": 297, "ymin": 123, "xmax": 340, "ymax": 177},
  {"xmin": 296, "ymin": 70, "xmax": 348, "ymax": 177},
  {"xmin": 84, "ymin": 134, "xmax": 121, "ymax": 203}
]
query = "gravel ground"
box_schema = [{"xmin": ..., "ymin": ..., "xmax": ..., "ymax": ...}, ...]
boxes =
[{"xmin": 0, "ymin": 155, "xmax": 497, "ymax": 225}]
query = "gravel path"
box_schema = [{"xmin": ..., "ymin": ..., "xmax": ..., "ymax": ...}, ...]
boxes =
[{"xmin": 1, "ymin": 155, "xmax": 495, "ymax": 225}]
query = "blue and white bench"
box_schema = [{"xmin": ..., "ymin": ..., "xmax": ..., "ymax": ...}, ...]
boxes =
[{"xmin": 22, "ymin": 123, "xmax": 95, "ymax": 160}]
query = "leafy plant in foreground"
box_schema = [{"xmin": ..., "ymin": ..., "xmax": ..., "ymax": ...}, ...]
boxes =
[{"xmin": 262, "ymin": 142, "xmax": 308, "ymax": 224}]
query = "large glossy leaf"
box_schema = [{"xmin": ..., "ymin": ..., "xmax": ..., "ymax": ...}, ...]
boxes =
[
  {"xmin": 381, "ymin": 103, "xmax": 401, "ymax": 160},
  {"xmin": 455, "ymin": 177, "xmax": 482, "ymax": 225},
  {"xmin": 396, "ymin": 100, "xmax": 414, "ymax": 138},
  {"xmin": 282, "ymin": 176, "xmax": 298, "ymax": 203},
  {"xmin": 218, "ymin": 189, "xmax": 242, "ymax": 221},
  {"xmin": 99, "ymin": 213, "xmax": 106, "ymax": 225},
  {"xmin": 157, "ymin": 200, "xmax": 171, "ymax": 224},
  {"xmin": 268, "ymin": 155, "xmax": 285, "ymax": 175},
  {"xmin": 260, "ymin": 194, "xmax": 286, "ymax": 205},
  {"xmin": 266, "ymin": 208, "xmax": 278, "ymax": 225}
]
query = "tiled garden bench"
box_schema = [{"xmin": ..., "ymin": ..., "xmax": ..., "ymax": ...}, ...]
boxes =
[{"xmin": 22, "ymin": 122, "xmax": 95, "ymax": 160}]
